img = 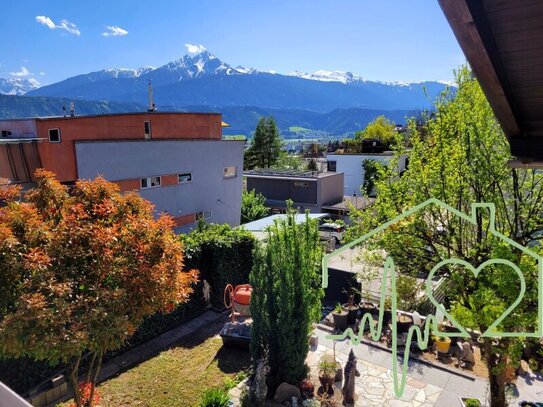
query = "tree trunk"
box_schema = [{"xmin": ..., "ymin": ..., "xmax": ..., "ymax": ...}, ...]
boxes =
[
  {"xmin": 86, "ymin": 350, "xmax": 103, "ymax": 407},
  {"xmin": 68, "ymin": 355, "xmax": 82, "ymax": 407},
  {"xmin": 488, "ymin": 369, "xmax": 506, "ymax": 407},
  {"xmin": 482, "ymin": 339, "xmax": 507, "ymax": 407}
]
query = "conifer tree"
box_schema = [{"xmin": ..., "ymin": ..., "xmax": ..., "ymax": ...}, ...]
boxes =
[
  {"xmin": 244, "ymin": 116, "xmax": 282, "ymax": 169},
  {"xmin": 250, "ymin": 206, "xmax": 323, "ymax": 390}
]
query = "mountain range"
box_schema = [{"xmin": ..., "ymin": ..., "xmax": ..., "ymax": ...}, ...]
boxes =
[{"xmin": 0, "ymin": 49, "xmax": 451, "ymax": 136}]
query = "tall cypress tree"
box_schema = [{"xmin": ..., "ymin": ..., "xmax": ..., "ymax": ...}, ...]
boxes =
[
  {"xmin": 244, "ymin": 116, "xmax": 282, "ymax": 169},
  {"xmin": 250, "ymin": 207, "xmax": 323, "ymax": 390}
]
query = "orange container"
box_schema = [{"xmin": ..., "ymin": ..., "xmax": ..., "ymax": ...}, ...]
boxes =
[{"xmin": 234, "ymin": 285, "xmax": 252, "ymax": 305}]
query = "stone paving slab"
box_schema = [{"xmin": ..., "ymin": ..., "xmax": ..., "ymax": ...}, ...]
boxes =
[{"xmin": 311, "ymin": 328, "xmax": 489, "ymax": 406}]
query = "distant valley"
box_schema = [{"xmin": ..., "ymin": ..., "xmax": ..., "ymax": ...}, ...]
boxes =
[{"xmin": 0, "ymin": 49, "xmax": 450, "ymax": 137}]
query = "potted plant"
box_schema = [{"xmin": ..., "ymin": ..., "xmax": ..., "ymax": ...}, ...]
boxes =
[
  {"xmin": 359, "ymin": 301, "xmax": 376, "ymax": 316},
  {"xmin": 332, "ymin": 303, "xmax": 348, "ymax": 331},
  {"xmin": 342, "ymin": 290, "xmax": 360, "ymax": 325},
  {"xmin": 459, "ymin": 397, "xmax": 482, "ymax": 407},
  {"xmin": 318, "ymin": 357, "xmax": 337, "ymax": 392},
  {"xmin": 435, "ymin": 335, "xmax": 452, "ymax": 355},
  {"xmin": 298, "ymin": 378, "xmax": 314, "ymax": 399},
  {"xmin": 396, "ymin": 312, "xmax": 414, "ymax": 333},
  {"xmin": 382, "ymin": 297, "xmax": 393, "ymax": 325}
]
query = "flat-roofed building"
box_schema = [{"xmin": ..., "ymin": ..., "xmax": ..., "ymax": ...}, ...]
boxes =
[
  {"xmin": 244, "ymin": 169, "xmax": 344, "ymax": 213},
  {"xmin": 0, "ymin": 112, "xmax": 243, "ymax": 231}
]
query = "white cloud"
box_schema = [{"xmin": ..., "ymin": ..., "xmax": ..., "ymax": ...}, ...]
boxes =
[
  {"xmin": 36, "ymin": 16, "xmax": 56, "ymax": 29},
  {"xmin": 10, "ymin": 66, "xmax": 31, "ymax": 77},
  {"xmin": 35, "ymin": 16, "xmax": 80, "ymax": 36},
  {"xmin": 102, "ymin": 25, "xmax": 128, "ymax": 37},
  {"xmin": 39, "ymin": 72, "xmax": 46, "ymax": 76},
  {"xmin": 185, "ymin": 43, "xmax": 206, "ymax": 54}
]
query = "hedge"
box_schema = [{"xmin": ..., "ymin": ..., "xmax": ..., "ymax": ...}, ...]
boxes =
[{"xmin": 180, "ymin": 223, "xmax": 256, "ymax": 307}]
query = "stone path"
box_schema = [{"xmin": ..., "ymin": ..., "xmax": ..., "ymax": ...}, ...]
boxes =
[{"xmin": 309, "ymin": 328, "xmax": 489, "ymax": 406}]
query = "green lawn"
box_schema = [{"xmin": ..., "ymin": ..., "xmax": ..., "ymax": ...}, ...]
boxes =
[{"xmin": 66, "ymin": 319, "xmax": 251, "ymax": 407}]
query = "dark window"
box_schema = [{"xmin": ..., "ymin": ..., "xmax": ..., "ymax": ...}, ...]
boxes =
[
  {"xmin": 144, "ymin": 121, "xmax": 152, "ymax": 139},
  {"xmin": 327, "ymin": 161, "xmax": 336, "ymax": 172},
  {"xmin": 196, "ymin": 210, "xmax": 212, "ymax": 220},
  {"xmin": 48, "ymin": 128, "xmax": 61, "ymax": 143},
  {"xmin": 140, "ymin": 176, "xmax": 161, "ymax": 188},
  {"xmin": 178, "ymin": 173, "xmax": 192, "ymax": 183},
  {"xmin": 224, "ymin": 166, "xmax": 237, "ymax": 178},
  {"xmin": 1, "ymin": 130, "xmax": 12, "ymax": 138}
]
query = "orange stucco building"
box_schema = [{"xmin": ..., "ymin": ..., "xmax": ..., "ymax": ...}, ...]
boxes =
[{"xmin": 0, "ymin": 112, "xmax": 243, "ymax": 230}]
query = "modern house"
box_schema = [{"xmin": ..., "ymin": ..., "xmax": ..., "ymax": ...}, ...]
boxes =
[
  {"xmin": 326, "ymin": 152, "xmax": 408, "ymax": 197},
  {"xmin": 0, "ymin": 112, "xmax": 244, "ymax": 231},
  {"xmin": 244, "ymin": 169, "xmax": 344, "ymax": 213}
]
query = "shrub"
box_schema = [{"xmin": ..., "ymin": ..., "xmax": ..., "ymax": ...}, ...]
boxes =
[
  {"xmin": 464, "ymin": 399, "xmax": 481, "ymax": 407},
  {"xmin": 181, "ymin": 223, "xmax": 256, "ymax": 307},
  {"xmin": 250, "ymin": 208, "xmax": 323, "ymax": 390},
  {"xmin": 199, "ymin": 387, "xmax": 230, "ymax": 407}
]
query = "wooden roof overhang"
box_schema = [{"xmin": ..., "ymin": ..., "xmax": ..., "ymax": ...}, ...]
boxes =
[{"xmin": 438, "ymin": 0, "xmax": 543, "ymax": 162}]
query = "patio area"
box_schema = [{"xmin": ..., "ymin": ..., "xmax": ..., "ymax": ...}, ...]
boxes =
[{"xmin": 307, "ymin": 327, "xmax": 488, "ymax": 407}]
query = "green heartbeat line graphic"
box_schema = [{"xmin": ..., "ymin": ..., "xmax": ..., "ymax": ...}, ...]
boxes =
[{"xmin": 321, "ymin": 198, "xmax": 543, "ymax": 398}]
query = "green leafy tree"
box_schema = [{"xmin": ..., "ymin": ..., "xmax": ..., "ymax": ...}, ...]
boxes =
[
  {"xmin": 347, "ymin": 66, "xmax": 543, "ymax": 407},
  {"xmin": 250, "ymin": 206, "xmax": 323, "ymax": 390},
  {"xmin": 354, "ymin": 115, "xmax": 397, "ymax": 146},
  {"xmin": 0, "ymin": 170, "xmax": 198, "ymax": 407},
  {"xmin": 361, "ymin": 159, "xmax": 381, "ymax": 197},
  {"xmin": 244, "ymin": 117, "xmax": 282, "ymax": 169},
  {"xmin": 272, "ymin": 151, "xmax": 306, "ymax": 171},
  {"xmin": 240, "ymin": 189, "xmax": 270, "ymax": 224}
]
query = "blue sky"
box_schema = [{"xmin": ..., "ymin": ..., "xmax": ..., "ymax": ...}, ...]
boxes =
[{"xmin": 0, "ymin": 1, "xmax": 465, "ymax": 86}]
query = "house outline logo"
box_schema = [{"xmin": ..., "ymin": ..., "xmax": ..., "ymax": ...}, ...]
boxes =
[{"xmin": 320, "ymin": 197, "xmax": 543, "ymax": 397}]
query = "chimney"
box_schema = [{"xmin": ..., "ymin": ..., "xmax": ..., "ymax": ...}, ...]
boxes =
[
  {"xmin": 147, "ymin": 80, "xmax": 156, "ymax": 112},
  {"xmin": 69, "ymin": 102, "xmax": 75, "ymax": 117}
]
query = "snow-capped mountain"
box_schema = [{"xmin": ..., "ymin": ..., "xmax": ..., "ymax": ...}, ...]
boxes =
[
  {"xmin": 289, "ymin": 70, "xmax": 365, "ymax": 84},
  {"xmin": 27, "ymin": 48, "xmax": 449, "ymax": 111},
  {"xmin": 0, "ymin": 77, "xmax": 40, "ymax": 96}
]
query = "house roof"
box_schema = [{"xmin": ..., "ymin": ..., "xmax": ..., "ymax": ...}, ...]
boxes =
[
  {"xmin": 241, "ymin": 213, "xmax": 329, "ymax": 232},
  {"xmin": 439, "ymin": 0, "xmax": 543, "ymax": 161}
]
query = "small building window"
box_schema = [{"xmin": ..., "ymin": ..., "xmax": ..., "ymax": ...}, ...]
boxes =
[
  {"xmin": 49, "ymin": 128, "xmax": 61, "ymax": 143},
  {"xmin": 178, "ymin": 173, "xmax": 192, "ymax": 183},
  {"xmin": 144, "ymin": 121, "xmax": 152, "ymax": 139},
  {"xmin": 1, "ymin": 130, "xmax": 12, "ymax": 138},
  {"xmin": 223, "ymin": 166, "xmax": 237, "ymax": 178},
  {"xmin": 327, "ymin": 161, "xmax": 336, "ymax": 172},
  {"xmin": 140, "ymin": 176, "xmax": 161, "ymax": 188},
  {"xmin": 196, "ymin": 210, "xmax": 212, "ymax": 220}
]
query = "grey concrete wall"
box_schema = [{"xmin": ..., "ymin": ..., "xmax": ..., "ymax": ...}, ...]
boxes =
[
  {"xmin": 75, "ymin": 139, "xmax": 244, "ymax": 230},
  {"xmin": 0, "ymin": 119, "xmax": 37, "ymax": 138},
  {"xmin": 246, "ymin": 177, "xmax": 318, "ymax": 205},
  {"xmin": 319, "ymin": 173, "xmax": 344, "ymax": 205}
]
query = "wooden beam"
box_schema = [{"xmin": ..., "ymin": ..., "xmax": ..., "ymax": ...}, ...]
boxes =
[{"xmin": 438, "ymin": 0, "xmax": 521, "ymax": 138}]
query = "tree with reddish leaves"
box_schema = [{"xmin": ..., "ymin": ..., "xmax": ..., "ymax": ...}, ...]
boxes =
[{"xmin": 0, "ymin": 170, "xmax": 198, "ymax": 407}]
